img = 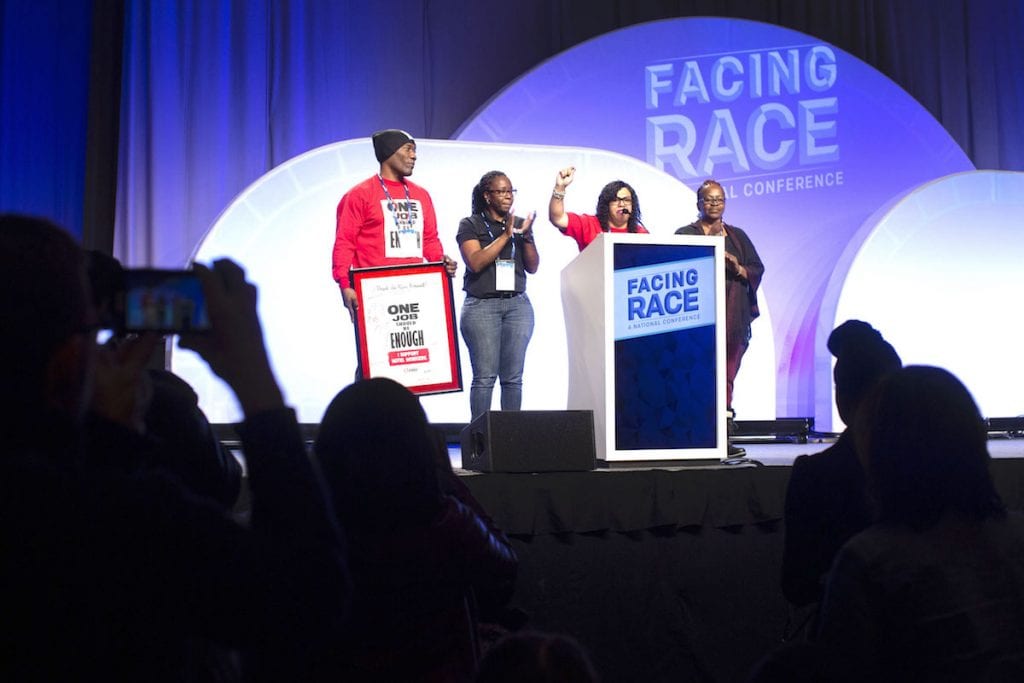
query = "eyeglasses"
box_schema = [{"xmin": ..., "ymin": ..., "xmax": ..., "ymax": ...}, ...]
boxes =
[
  {"xmin": 701, "ymin": 196, "xmax": 725, "ymax": 205},
  {"xmin": 610, "ymin": 196, "xmax": 633, "ymax": 204},
  {"xmin": 487, "ymin": 188, "xmax": 517, "ymax": 197}
]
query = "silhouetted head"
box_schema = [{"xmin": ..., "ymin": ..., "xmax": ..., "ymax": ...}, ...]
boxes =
[
  {"xmin": 858, "ymin": 365, "xmax": 1003, "ymax": 530},
  {"xmin": 1, "ymin": 214, "xmax": 96, "ymax": 434},
  {"xmin": 595, "ymin": 180, "xmax": 641, "ymax": 232},
  {"xmin": 827, "ymin": 320, "xmax": 902, "ymax": 426},
  {"xmin": 314, "ymin": 378, "xmax": 442, "ymax": 536},
  {"xmin": 144, "ymin": 369, "xmax": 242, "ymax": 506},
  {"xmin": 475, "ymin": 631, "xmax": 599, "ymax": 683}
]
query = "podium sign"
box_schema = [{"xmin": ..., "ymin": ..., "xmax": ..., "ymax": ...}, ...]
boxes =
[
  {"xmin": 352, "ymin": 262, "xmax": 462, "ymax": 395},
  {"xmin": 561, "ymin": 233, "xmax": 726, "ymax": 461}
]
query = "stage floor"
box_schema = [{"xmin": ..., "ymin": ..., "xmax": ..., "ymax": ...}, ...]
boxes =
[{"xmin": 449, "ymin": 435, "xmax": 1024, "ymax": 470}]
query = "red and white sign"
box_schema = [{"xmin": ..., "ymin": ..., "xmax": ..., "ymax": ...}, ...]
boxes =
[{"xmin": 352, "ymin": 262, "xmax": 462, "ymax": 395}]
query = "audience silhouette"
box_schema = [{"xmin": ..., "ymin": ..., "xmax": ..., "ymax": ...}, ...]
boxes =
[
  {"xmin": 816, "ymin": 365, "xmax": 1024, "ymax": 681},
  {"xmin": 314, "ymin": 377, "xmax": 519, "ymax": 682},
  {"xmin": 16, "ymin": 215, "xmax": 1019, "ymax": 682},
  {"xmin": 141, "ymin": 368, "xmax": 243, "ymax": 506},
  {"xmin": 0, "ymin": 214, "xmax": 349, "ymax": 682},
  {"xmin": 782, "ymin": 320, "xmax": 902, "ymax": 614},
  {"xmin": 83, "ymin": 249, "xmax": 243, "ymax": 506}
]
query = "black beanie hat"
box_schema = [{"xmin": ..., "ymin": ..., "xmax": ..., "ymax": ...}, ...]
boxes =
[{"xmin": 372, "ymin": 129, "xmax": 414, "ymax": 162}]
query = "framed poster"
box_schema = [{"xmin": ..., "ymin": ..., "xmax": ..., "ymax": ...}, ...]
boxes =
[{"xmin": 351, "ymin": 261, "xmax": 462, "ymax": 395}]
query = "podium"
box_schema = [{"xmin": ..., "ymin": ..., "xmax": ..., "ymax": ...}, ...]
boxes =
[{"xmin": 561, "ymin": 233, "xmax": 726, "ymax": 462}]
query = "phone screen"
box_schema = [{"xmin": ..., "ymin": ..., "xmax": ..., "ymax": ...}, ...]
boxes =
[{"xmin": 120, "ymin": 269, "xmax": 211, "ymax": 334}]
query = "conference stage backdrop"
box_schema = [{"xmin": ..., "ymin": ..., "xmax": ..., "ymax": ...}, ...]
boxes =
[
  {"xmin": 457, "ymin": 17, "xmax": 983, "ymax": 427},
  {"xmin": 178, "ymin": 18, "xmax": 1022, "ymax": 430}
]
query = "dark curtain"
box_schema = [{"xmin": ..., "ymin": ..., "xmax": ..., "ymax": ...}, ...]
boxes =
[{"xmin": 0, "ymin": 0, "xmax": 94, "ymax": 238}]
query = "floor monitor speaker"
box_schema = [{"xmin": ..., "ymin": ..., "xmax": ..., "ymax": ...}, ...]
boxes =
[{"xmin": 460, "ymin": 410, "xmax": 596, "ymax": 473}]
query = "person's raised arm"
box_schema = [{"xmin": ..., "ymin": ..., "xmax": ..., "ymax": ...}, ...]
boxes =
[
  {"xmin": 180, "ymin": 260, "xmax": 282, "ymax": 416},
  {"xmin": 173, "ymin": 259, "xmax": 349, "ymax": 672},
  {"xmin": 548, "ymin": 166, "xmax": 575, "ymax": 231},
  {"xmin": 89, "ymin": 333, "xmax": 162, "ymax": 433},
  {"xmin": 178, "ymin": 260, "xmax": 344, "ymax": 548}
]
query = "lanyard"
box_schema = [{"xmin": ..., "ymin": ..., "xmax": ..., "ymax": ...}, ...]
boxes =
[
  {"xmin": 377, "ymin": 175, "xmax": 413, "ymax": 232},
  {"xmin": 480, "ymin": 213, "xmax": 515, "ymax": 260}
]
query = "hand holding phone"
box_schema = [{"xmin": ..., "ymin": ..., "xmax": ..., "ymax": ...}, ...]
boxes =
[{"xmin": 117, "ymin": 269, "xmax": 211, "ymax": 334}]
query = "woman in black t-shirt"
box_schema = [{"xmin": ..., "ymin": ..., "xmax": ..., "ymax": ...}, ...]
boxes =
[{"xmin": 456, "ymin": 170, "xmax": 539, "ymax": 421}]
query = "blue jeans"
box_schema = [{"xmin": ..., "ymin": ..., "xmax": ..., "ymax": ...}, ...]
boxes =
[{"xmin": 459, "ymin": 293, "xmax": 535, "ymax": 421}]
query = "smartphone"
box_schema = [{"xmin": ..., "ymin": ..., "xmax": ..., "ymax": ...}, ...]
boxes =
[{"xmin": 116, "ymin": 269, "xmax": 211, "ymax": 334}]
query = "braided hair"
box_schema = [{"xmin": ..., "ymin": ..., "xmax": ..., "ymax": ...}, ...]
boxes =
[{"xmin": 471, "ymin": 171, "xmax": 508, "ymax": 214}]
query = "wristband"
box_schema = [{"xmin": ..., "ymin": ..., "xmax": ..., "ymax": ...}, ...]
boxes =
[{"xmin": 551, "ymin": 190, "xmax": 566, "ymax": 199}]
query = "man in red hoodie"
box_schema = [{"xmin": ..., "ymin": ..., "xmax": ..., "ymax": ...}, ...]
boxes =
[{"xmin": 332, "ymin": 129, "xmax": 457, "ymax": 322}]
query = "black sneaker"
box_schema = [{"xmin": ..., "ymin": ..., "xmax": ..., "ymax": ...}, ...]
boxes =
[{"xmin": 727, "ymin": 443, "xmax": 746, "ymax": 458}]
